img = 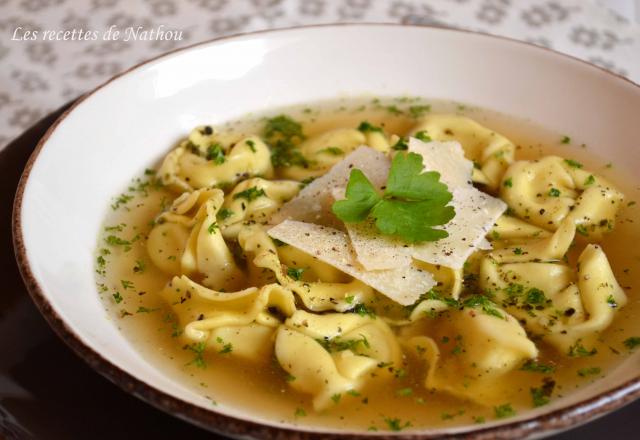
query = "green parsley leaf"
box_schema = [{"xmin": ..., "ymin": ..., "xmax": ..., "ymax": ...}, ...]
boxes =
[
  {"xmin": 112, "ymin": 291, "xmax": 123, "ymax": 304},
  {"xmin": 561, "ymin": 135, "xmax": 571, "ymax": 144},
  {"xmin": 294, "ymin": 407, "xmax": 306, "ymax": 417},
  {"xmin": 332, "ymin": 170, "xmax": 381, "ymax": 222},
  {"xmin": 584, "ymin": 175, "xmax": 596, "ymax": 186},
  {"xmin": 384, "ymin": 152, "xmax": 451, "ymax": 203},
  {"xmin": 207, "ymin": 222, "xmax": 219, "ymax": 234},
  {"xmin": 503, "ymin": 177, "xmax": 513, "ymax": 188},
  {"xmin": 332, "ymin": 152, "xmax": 456, "ymax": 243}
]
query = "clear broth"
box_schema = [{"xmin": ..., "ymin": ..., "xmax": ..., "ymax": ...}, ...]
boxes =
[{"xmin": 95, "ymin": 97, "xmax": 640, "ymax": 431}]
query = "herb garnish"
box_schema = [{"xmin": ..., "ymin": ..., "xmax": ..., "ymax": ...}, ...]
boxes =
[
  {"xmin": 264, "ymin": 115, "xmax": 308, "ymax": 168},
  {"xmin": 319, "ymin": 147, "xmax": 344, "ymax": 156},
  {"xmin": 520, "ymin": 360, "xmax": 556, "ymax": 374},
  {"xmin": 414, "ymin": 130, "xmax": 432, "ymax": 142},
  {"xmin": 577, "ymin": 367, "xmax": 601, "ymax": 377},
  {"xmin": 623, "ymin": 336, "xmax": 640, "ymax": 350},
  {"xmin": 206, "ymin": 143, "xmax": 225, "ymax": 164},
  {"xmin": 184, "ymin": 342, "xmax": 207, "ymax": 369},
  {"xmin": 568, "ymin": 340, "xmax": 597, "ymax": 357},
  {"xmin": 233, "ymin": 186, "xmax": 266, "ymax": 202},
  {"xmin": 217, "ymin": 208, "xmax": 234, "ymax": 220},
  {"xmin": 383, "ymin": 417, "xmax": 411, "ymax": 432},
  {"xmin": 564, "ymin": 159, "xmax": 583, "ymax": 169},
  {"xmin": 357, "ymin": 121, "xmax": 383, "ymax": 133},
  {"xmin": 286, "ymin": 267, "xmax": 305, "ymax": 281},
  {"xmin": 494, "ymin": 403, "xmax": 516, "ymax": 419},
  {"xmin": 332, "ymin": 152, "xmax": 454, "ymax": 243}
]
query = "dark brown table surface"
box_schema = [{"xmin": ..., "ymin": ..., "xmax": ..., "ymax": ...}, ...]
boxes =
[{"xmin": 1, "ymin": 104, "xmax": 639, "ymax": 440}]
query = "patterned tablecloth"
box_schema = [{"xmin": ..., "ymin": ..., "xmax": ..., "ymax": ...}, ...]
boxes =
[{"xmin": 0, "ymin": 0, "xmax": 639, "ymax": 151}]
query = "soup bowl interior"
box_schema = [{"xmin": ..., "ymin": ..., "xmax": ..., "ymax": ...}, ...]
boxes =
[{"xmin": 14, "ymin": 24, "xmax": 640, "ymax": 437}]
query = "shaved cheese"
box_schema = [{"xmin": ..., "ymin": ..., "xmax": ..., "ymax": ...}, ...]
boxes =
[
  {"xmin": 411, "ymin": 186, "xmax": 506, "ymax": 269},
  {"xmin": 342, "ymin": 139, "xmax": 505, "ymax": 270},
  {"xmin": 408, "ymin": 138, "xmax": 473, "ymax": 188},
  {"xmin": 342, "ymin": 219, "xmax": 413, "ymax": 270},
  {"xmin": 267, "ymin": 220, "xmax": 435, "ymax": 305},
  {"xmin": 269, "ymin": 146, "xmax": 390, "ymax": 228}
]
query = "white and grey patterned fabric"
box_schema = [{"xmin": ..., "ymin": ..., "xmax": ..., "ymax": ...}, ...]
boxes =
[{"xmin": 0, "ymin": 0, "xmax": 639, "ymax": 150}]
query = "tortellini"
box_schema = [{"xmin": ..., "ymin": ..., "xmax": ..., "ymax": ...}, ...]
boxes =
[
  {"xmin": 500, "ymin": 156, "xmax": 624, "ymax": 240},
  {"xmin": 130, "ymin": 111, "xmax": 636, "ymax": 419},
  {"xmin": 218, "ymin": 177, "xmax": 300, "ymax": 239},
  {"xmin": 158, "ymin": 133, "xmax": 273, "ymax": 192},
  {"xmin": 480, "ymin": 221, "xmax": 627, "ymax": 353},
  {"xmin": 404, "ymin": 304, "xmax": 537, "ymax": 403},
  {"xmin": 238, "ymin": 225, "xmax": 375, "ymax": 311},
  {"xmin": 161, "ymin": 276, "xmax": 296, "ymax": 362},
  {"xmin": 280, "ymin": 127, "xmax": 391, "ymax": 180},
  {"xmin": 408, "ymin": 114, "xmax": 515, "ymax": 190},
  {"xmin": 275, "ymin": 310, "xmax": 401, "ymax": 410},
  {"xmin": 148, "ymin": 188, "xmax": 243, "ymax": 290}
]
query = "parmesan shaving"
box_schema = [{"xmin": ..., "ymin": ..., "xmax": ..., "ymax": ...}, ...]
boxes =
[
  {"xmin": 411, "ymin": 186, "xmax": 506, "ymax": 269},
  {"xmin": 408, "ymin": 138, "xmax": 474, "ymax": 188},
  {"xmin": 342, "ymin": 139, "xmax": 505, "ymax": 270},
  {"xmin": 269, "ymin": 146, "xmax": 390, "ymax": 228},
  {"xmin": 267, "ymin": 220, "xmax": 435, "ymax": 305}
]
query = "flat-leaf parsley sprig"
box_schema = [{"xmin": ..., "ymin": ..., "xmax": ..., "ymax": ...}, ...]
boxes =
[{"xmin": 332, "ymin": 152, "xmax": 455, "ymax": 243}]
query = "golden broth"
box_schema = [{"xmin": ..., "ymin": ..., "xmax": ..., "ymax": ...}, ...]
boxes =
[{"xmin": 95, "ymin": 97, "xmax": 640, "ymax": 432}]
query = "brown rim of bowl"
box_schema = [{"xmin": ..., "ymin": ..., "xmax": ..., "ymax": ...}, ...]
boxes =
[{"xmin": 11, "ymin": 23, "xmax": 640, "ymax": 439}]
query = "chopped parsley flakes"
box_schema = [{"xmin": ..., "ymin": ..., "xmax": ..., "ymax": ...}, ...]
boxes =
[
  {"xmin": 184, "ymin": 342, "xmax": 207, "ymax": 369},
  {"xmin": 357, "ymin": 121, "xmax": 384, "ymax": 133},
  {"xmin": 233, "ymin": 186, "xmax": 266, "ymax": 202},
  {"xmin": 623, "ymin": 336, "xmax": 640, "ymax": 350},
  {"xmin": 286, "ymin": 267, "xmax": 305, "ymax": 281},
  {"xmin": 564, "ymin": 159, "xmax": 583, "ymax": 169},
  {"xmin": 494, "ymin": 403, "xmax": 516, "ymax": 419},
  {"xmin": 263, "ymin": 115, "xmax": 308, "ymax": 168}
]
